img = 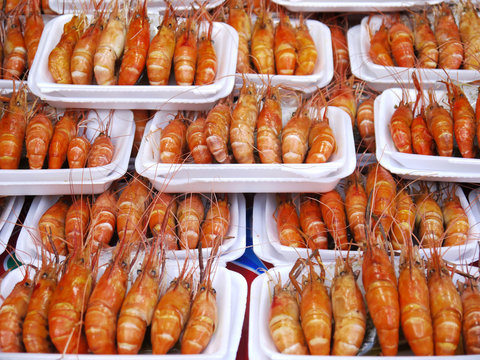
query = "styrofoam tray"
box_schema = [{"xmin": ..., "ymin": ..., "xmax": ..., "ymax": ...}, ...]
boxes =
[
  {"xmin": 16, "ymin": 193, "xmax": 245, "ymax": 265},
  {"xmin": 135, "ymin": 106, "xmax": 355, "ymax": 193},
  {"xmin": 253, "ymin": 182, "xmax": 479, "ymax": 266},
  {"xmin": 350, "ymin": 15, "xmax": 480, "ymax": 87},
  {"xmin": 249, "ymin": 262, "xmax": 480, "ymax": 360},
  {"xmin": 49, "ymin": 0, "xmax": 224, "ymax": 13},
  {"xmin": 0, "ymin": 197, "xmax": 25, "ymax": 255},
  {"xmin": 375, "ymin": 87, "xmax": 480, "ymax": 181},
  {"xmin": 235, "ymin": 19, "xmax": 333, "ymax": 94},
  {"xmin": 0, "ymin": 197, "xmax": 16, "ymax": 233},
  {"xmin": 0, "ymin": 109, "xmax": 133, "ymax": 184},
  {"xmin": 271, "ymin": 0, "xmax": 443, "ymax": 12},
  {"xmin": 29, "ymin": 15, "xmax": 238, "ymax": 110},
  {"xmin": 0, "ymin": 263, "xmax": 247, "ymax": 360}
]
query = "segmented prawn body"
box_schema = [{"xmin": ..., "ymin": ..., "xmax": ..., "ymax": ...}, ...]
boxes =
[
  {"xmin": 330, "ymin": 24, "xmax": 349, "ymax": 76},
  {"xmin": 299, "ymin": 196, "xmax": 327, "ymax": 249},
  {"xmin": 275, "ymin": 196, "xmax": 304, "ymax": 247},
  {"xmin": 434, "ymin": 3, "xmax": 464, "ymax": 70},
  {"xmin": 390, "ymin": 100, "xmax": 413, "ymax": 153},
  {"xmin": 362, "ymin": 241, "xmax": 399, "ymax": 356},
  {"xmin": 87, "ymin": 190, "xmax": 117, "ymax": 250},
  {"xmin": 116, "ymin": 176, "xmax": 150, "ymax": 244},
  {"xmin": 67, "ymin": 136, "xmax": 91, "ymax": 168},
  {"xmin": 149, "ymin": 192, "xmax": 178, "ymax": 249},
  {"xmin": 320, "ymin": 190, "xmax": 348, "ymax": 249},
  {"xmin": 38, "ymin": 197, "xmax": 69, "ymax": 255},
  {"xmin": 49, "ymin": 15, "xmax": 85, "ymax": 84},
  {"xmin": 146, "ymin": 9, "xmax": 177, "ymax": 85},
  {"xmin": 187, "ymin": 116, "xmax": 212, "ymax": 163},
  {"xmin": 411, "ymin": 113, "xmax": 435, "ymax": 155},
  {"xmin": 390, "ymin": 189, "xmax": 415, "ymax": 250},
  {"xmin": 227, "ymin": 0, "xmax": 251, "ymax": 73},
  {"xmin": 0, "ymin": 270, "xmax": 33, "ymax": 352},
  {"xmin": 205, "ymin": 102, "xmax": 231, "ymax": 163},
  {"xmin": 413, "ymin": 12, "xmax": 438, "ymax": 69},
  {"xmin": 427, "ymin": 253, "xmax": 463, "ymax": 355},
  {"xmin": 71, "ymin": 18, "xmax": 104, "ymax": 85},
  {"xmin": 196, "ymin": 20, "xmax": 217, "ymax": 85},
  {"xmin": 398, "ymin": 246, "xmax": 434, "ymax": 356},
  {"xmin": 331, "ymin": 258, "xmax": 366, "ymax": 355},
  {"xmin": 48, "ymin": 111, "xmax": 79, "ymax": 169},
  {"xmin": 132, "ymin": 110, "xmax": 150, "ymax": 156},
  {"xmin": 274, "ymin": 12, "xmax": 296, "ymax": 75},
  {"xmin": 23, "ymin": 260, "xmax": 58, "ymax": 353},
  {"xmin": 257, "ymin": 85, "xmax": 282, "ymax": 164},
  {"xmin": 356, "ymin": 98, "xmax": 375, "ymax": 152},
  {"xmin": 251, "ymin": 11, "xmax": 275, "ymax": 74},
  {"xmin": 117, "ymin": 249, "xmax": 164, "ymax": 354},
  {"xmin": 442, "ymin": 190, "xmax": 469, "ymax": 247},
  {"xmin": 65, "ymin": 197, "xmax": 90, "ymax": 253},
  {"xmin": 177, "ymin": 194, "xmax": 203, "ymax": 250},
  {"xmin": 94, "ymin": 5, "xmax": 127, "ymax": 85},
  {"xmin": 295, "ymin": 16, "xmax": 317, "ymax": 75},
  {"xmin": 200, "ymin": 195, "xmax": 230, "ymax": 248},
  {"xmin": 118, "ymin": 1, "xmax": 150, "ymax": 85},
  {"xmin": 48, "ymin": 248, "xmax": 94, "ymax": 354},
  {"xmin": 268, "ymin": 281, "xmax": 308, "ymax": 355},
  {"xmin": 415, "ymin": 192, "xmax": 444, "ymax": 248},
  {"xmin": 85, "ymin": 251, "xmax": 129, "ymax": 354},
  {"xmin": 159, "ymin": 114, "xmax": 187, "ymax": 164},
  {"xmin": 0, "ymin": 86, "xmax": 28, "ymax": 169},
  {"xmin": 88, "ymin": 133, "xmax": 114, "ymax": 167},
  {"xmin": 329, "ymin": 77, "xmax": 356, "ymax": 126},
  {"xmin": 24, "ymin": 0, "xmax": 44, "ymax": 70},
  {"xmin": 151, "ymin": 271, "xmax": 193, "ymax": 354},
  {"xmin": 3, "ymin": 16, "xmax": 26, "ymax": 80},
  {"xmin": 365, "ymin": 164, "xmax": 397, "ymax": 238},
  {"xmin": 306, "ymin": 119, "xmax": 335, "ymax": 163},
  {"xmin": 369, "ymin": 22, "xmax": 394, "ymax": 66},
  {"xmin": 447, "ymin": 83, "xmax": 475, "ymax": 158},
  {"xmin": 459, "ymin": 0, "xmax": 480, "ymax": 70},
  {"xmin": 230, "ymin": 82, "xmax": 258, "ymax": 164},
  {"xmin": 388, "ymin": 20, "xmax": 415, "ymax": 67},
  {"xmin": 458, "ymin": 278, "xmax": 480, "ymax": 354},
  {"xmin": 281, "ymin": 107, "xmax": 311, "ymax": 163},
  {"xmin": 344, "ymin": 172, "xmax": 367, "ymax": 246},
  {"xmin": 174, "ymin": 18, "xmax": 197, "ymax": 86}
]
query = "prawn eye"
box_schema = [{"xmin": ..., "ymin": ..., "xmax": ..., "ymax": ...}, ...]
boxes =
[
  {"xmin": 121, "ymin": 261, "xmax": 128, "ymax": 268},
  {"xmin": 212, "ymin": 288, "xmax": 216, "ymax": 294},
  {"xmin": 41, "ymin": 272, "xmax": 48, "ymax": 279},
  {"xmin": 137, "ymin": 269, "xmax": 142, "ymax": 275},
  {"xmin": 135, "ymin": 13, "xmax": 140, "ymax": 18},
  {"xmin": 200, "ymin": 286, "xmax": 206, "ymax": 291},
  {"xmin": 185, "ymin": 282, "xmax": 190, "ymax": 289},
  {"xmin": 25, "ymin": 281, "xmax": 31, "ymax": 287},
  {"xmin": 150, "ymin": 269, "xmax": 156, "ymax": 276},
  {"xmin": 16, "ymin": 101, "xmax": 20, "ymax": 106}
]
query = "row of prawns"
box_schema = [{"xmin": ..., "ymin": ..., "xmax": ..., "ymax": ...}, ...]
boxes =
[
  {"xmin": 48, "ymin": 0, "xmax": 218, "ymax": 86},
  {"xmin": 269, "ymin": 239, "xmax": 480, "ymax": 356},
  {"xmin": 158, "ymin": 82, "xmax": 336, "ymax": 164},
  {"xmin": 275, "ymin": 163, "xmax": 470, "ymax": 250},
  {"xmin": 368, "ymin": 1, "xmax": 480, "ymax": 70},
  {"xmin": 391, "ymin": 76, "xmax": 480, "ymax": 158},
  {"xmin": 0, "ymin": 0, "xmax": 44, "ymax": 80},
  {"xmin": 36, "ymin": 175, "xmax": 231, "ymax": 257},
  {"xmin": 226, "ymin": 0, "xmax": 317, "ymax": 75},
  {"xmin": 0, "ymin": 86, "xmax": 114, "ymax": 170},
  {"xmin": 0, "ymin": 221, "xmax": 221, "ymax": 354}
]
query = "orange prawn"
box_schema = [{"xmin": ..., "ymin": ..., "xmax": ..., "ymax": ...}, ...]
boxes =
[
  {"xmin": 149, "ymin": 192, "xmax": 178, "ymax": 250},
  {"xmin": 118, "ymin": 0, "xmax": 150, "ymax": 85},
  {"xmin": 274, "ymin": 11, "xmax": 296, "ymax": 75},
  {"xmin": 87, "ymin": 132, "xmax": 114, "ymax": 168},
  {"xmin": 67, "ymin": 135, "xmax": 91, "ymax": 169},
  {"xmin": 65, "ymin": 197, "xmax": 90, "ymax": 253},
  {"xmin": 390, "ymin": 188, "xmax": 415, "ymax": 250},
  {"xmin": 344, "ymin": 172, "xmax": 367, "ymax": 246},
  {"xmin": 177, "ymin": 193, "xmax": 204, "ymax": 250},
  {"xmin": 200, "ymin": 195, "xmax": 230, "ymax": 248},
  {"xmin": 205, "ymin": 100, "xmax": 232, "ymax": 163},
  {"xmin": 299, "ymin": 195, "xmax": 327, "ymax": 249},
  {"xmin": 295, "ymin": 15, "xmax": 317, "ymax": 75},
  {"xmin": 26, "ymin": 108, "xmax": 54, "ymax": 170},
  {"xmin": 195, "ymin": 11, "xmax": 217, "ymax": 85},
  {"xmin": 174, "ymin": 18, "xmax": 197, "ymax": 86},
  {"xmin": 413, "ymin": 12, "xmax": 438, "ymax": 69},
  {"xmin": 415, "ymin": 191, "xmax": 444, "ymax": 248},
  {"xmin": 434, "ymin": 3, "xmax": 464, "ymax": 70},
  {"xmin": 281, "ymin": 104, "xmax": 311, "ymax": 163},
  {"xmin": 227, "ymin": 0, "xmax": 252, "ymax": 73},
  {"xmin": 132, "ymin": 110, "xmax": 150, "ymax": 156},
  {"xmin": 24, "ymin": 0, "xmax": 44, "ymax": 70},
  {"xmin": 320, "ymin": 189, "xmax": 348, "ymax": 250},
  {"xmin": 251, "ymin": 10, "xmax": 275, "ymax": 75},
  {"xmin": 330, "ymin": 22, "xmax": 349, "ymax": 77},
  {"xmin": 87, "ymin": 189, "xmax": 117, "ymax": 251},
  {"xmin": 411, "ymin": 113, "xmax": 435, "ymax": 155},
  {"xmin": 257, "ymin": 84, "xmax": 282, "ymax": 164},
  {"xmin": 38, "ymin": 196, "xmax": 69, "ymax": 256},
  {"xmin": 388, "ymin": 18, "xmax": 415, "ymax": 68},
  {"xmin": 159, "ymin": 113, "xmax": 187, "ymax": 164},
  {"xmin": 187, "ymin": 115, "xmax": 213, "ymax": 164},
  {"xmin": 3, "ymin": 15, "xmax": 26, "ymax": 80},
  {"xmin": 48, "ymin": 110, "xmax": 79, "ymax": 169},
  {"xmin": 275, "ymin": 195, "xmax": 305, "ymax": 248},
  {"xmin": 442, "ymin": 188, "xmax": 469, "ymax": 247},
  {"xmin": 329, "ymin": 75, "xmax": 357, "ymax": 126},
  {"xmin": 459, "ymin": 0, "xmax": 480, "ymax": 70},
  {"xmin": 306, "ymin": 116, "xmax": 336, "ymax": 164},
  {"xmin": 356, "ymin": 98, "xmax": 376, "ymax": 152},
  {"xmin": 390, "ymin": 98, "xmax": 413, "ymax": 153},
  {"xmin": 458, "ymin": 278, "xmax": 480, "ymax": 354},
  {"xmin": 368, "ymin": 21, "xmax": 394, "ymax": 66}
]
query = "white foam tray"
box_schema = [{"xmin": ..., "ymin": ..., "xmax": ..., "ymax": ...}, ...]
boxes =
[
  {"xmin": 235, "ymin": 19, "xmax": 333, "ymax": 94},
  {"xmin": 28, "ymin": 15, "xmax": 238, "ymax": 110},
  {"xmin": 348, "ymin": 16, "xmax": 480, "ymax": 88},
  {"xmin": 249, "ymin": 262, "xmax": 480, "ymax": 360},
  {"xmin": 135, "ymin": 106, "xmax": 355, "ymax": 193},
  {"xmin": 375, "ymin": 87, "xmax": 480, "ymax": 182},
  {"xmin": 0, "ymin": 109, "xmax": 133, "ymax": 185},
  {"xmin": 0, "ymin": 197, "xmax": 25, "ymax": 255},
  {"xmin": 49, "ymin": 0, "xmax": 224, "ymax": 14},
  {"xmin": 16, "ymin": 193, "xmax": 245, "ymax": 266},
  {"xmin": 271, "ymin": 0, "xmax": 443, "ymax": 12},
  {"xmin": 0, "ymin": 263, "xmax": 247, "ymax": 360},
  {"xmin": 253, "ymin": 182, "xmax": 480, "ymax": 266}
]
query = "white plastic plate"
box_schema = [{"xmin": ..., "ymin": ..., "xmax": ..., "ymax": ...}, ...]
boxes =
[
  {"xmin": 16, "ymin": 193, "xmax": 245, "ymax": 265},
  {"xmin": 0, "ymin": 197, "xmax": 25, "ymax": 255},
  {"xmin": 0, "ymin": 109, "xmax": 133, "ymax": 184},
  {"xmin": 29, "ymin": 15, "xmax": 238, "ymax": 110},
  {"xmin": 271, "ymin": 0, "xmax": 444, "ymax": 12},
  {"xmin": 135, "ymin": 106, "xmax": 355, "ymax": 193},
  {"xmin": 0, "ymin": 197, "xmax": 16, "ymax": 234},
  {"xmin": 352, "ymin": 15, "xmax": 480, "ymax": 86},
  {"xmin": 235, "ymin": 19, "xmax": 333, "ymax": 94}
]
